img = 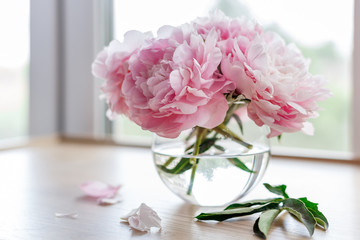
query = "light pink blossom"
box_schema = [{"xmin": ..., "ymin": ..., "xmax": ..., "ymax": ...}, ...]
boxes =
[
  {"xmin": 121, "ymin": 26, "xmax": 234, "ymax": 138},
  {"xmin": 223, "ymin": 31, "xmax": 330, "ymax": 137},
  {"xmin": 92, "ymin": 11, "xmax": 330, "ymax": 138},
  {"xmin": 92, "ymin": 30, "xmax": 153, "ymax": 118},
  {"xmin": 193, "ymin": 10, "xmax": 263, "ymax": 42}
]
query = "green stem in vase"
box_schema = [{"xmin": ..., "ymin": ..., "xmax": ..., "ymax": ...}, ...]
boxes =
[
  {"xmin": 211, "ymin": 104, "xmax": 239, "ymax": 140},
  {"xmin": 213, "ymin": 123, "xmax": 253, "ymax": 149},
  {"xmin": 187, "ymin": 127, "xmax": 206, "ymax": 196},
  {"xmin": 187, "ymin": 159, "xmax": 198, "ymax": 196},
  {"xmin": 163, "ymin": 156, "xmax": 176, "ymax": 167},
  {"xmin": 224, "ymin": 103, "xmax": 241, "ymax": 123}
]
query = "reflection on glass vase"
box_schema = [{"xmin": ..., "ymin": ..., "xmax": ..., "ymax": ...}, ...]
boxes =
[{"xmin": 152, "ymin": 115, "xmax": 270, "ymax": 207}]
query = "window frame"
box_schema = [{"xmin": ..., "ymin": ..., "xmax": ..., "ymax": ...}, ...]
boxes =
[
  {"xmin": 353, "ymin": 0, "xmax": 360, "ymax": 160},
  {"xmin": 29, "ymin": 0, "xmax": 112, "ymax": 139}
]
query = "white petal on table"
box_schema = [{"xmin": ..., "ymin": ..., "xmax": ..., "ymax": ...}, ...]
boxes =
[
  {"xmin": 98, "ymin": 197, "xmax": 123, "ymax": 206},
  {"xmin": 55, "ymin": 212, "xmax": 79, "ymax": 219},
  {"xmin": 121, "ymin": 203, "xmax": 161, "ymax": 232}
]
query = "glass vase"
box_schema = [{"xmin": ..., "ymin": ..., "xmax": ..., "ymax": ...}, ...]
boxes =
[{"xmin": 152, "ymin": 116, "xmax": 270, "ymax": 206}]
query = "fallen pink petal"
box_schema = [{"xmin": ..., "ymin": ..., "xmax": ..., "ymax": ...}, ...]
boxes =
[
  {"xmin": 80, "ymin": 181, "xmax": 121, "ymax": 199},
  {"xmin": 121, "ymin": 203, "xmax": 161, "ymax": 232},
  {"xmin": 98, "ymin": 197, "xmax": 123, "ymax": 206},
  {"xmin": 55, "ymin": 212, "xmax": 78, "ymax": 219}
]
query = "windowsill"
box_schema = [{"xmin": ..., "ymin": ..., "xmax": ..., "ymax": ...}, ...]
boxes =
[
  {"xmin": 63, "ymin": 136, "xmax": 360, "ymax": 164},
  {"xmin": 271, "ymin": 146, "xmax": 356, "ymax": 163},
  {"xmin": 2, "ymin": 135, "xmax": 359, "ymax": 164},
  {"xmin": 0, "ymin": 135, "xmax": 60, "ymax": 151},
  {"xmin": 0, "ymin": 136, "xmax": 31, "ymax": 151}
]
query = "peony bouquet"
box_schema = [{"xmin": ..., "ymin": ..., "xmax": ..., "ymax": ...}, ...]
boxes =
[{"xmin": 92, "ymin": 11, "xmax": 330, "ymax": 196}]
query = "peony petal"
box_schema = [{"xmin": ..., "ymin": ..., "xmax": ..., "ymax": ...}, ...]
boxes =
[
  {"xmin": 80, "ymin": 181, "xmax": 121, "ymax": 199},
  {"xmin": 288, "ymin": 102, "xmax": 307, "ymax": 115},
  {"xmin": 196, "ymin": 93, "xmax": 228, "ymax": 129},
  {"xmin": 98, "ymin": 197, "xmax": 123, "ymax": 206},
  {"xmin": 121, "ymin": 203, "xmax": 161, "ymax": 232},
  {"xmin": 55, "ymin": 212, "xmax": 78, "ymax": 219},
  {"xmin": 302, "ymin": 122, "xmax": 314, "ymax": 135}
]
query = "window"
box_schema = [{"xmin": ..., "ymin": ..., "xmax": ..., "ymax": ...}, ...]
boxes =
[
  {"xmin": 235, "ymin": 0, "xmax": 353, "ymax": 155},
  {"xmin": 25, "ymin": 0, "xmax": 359, "ymax": 160},
  {"xmin": 111, "ymin": 0, "xmax": 354, "ymax": 156},
  {"xmin": 0, "ymin": 1, "xmax": 29, "ymax": 141}
]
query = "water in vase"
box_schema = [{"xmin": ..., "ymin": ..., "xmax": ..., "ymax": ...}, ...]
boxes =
[{"xmin": 153, "ymin": 142, "xmax": 270, "ymax": 206}]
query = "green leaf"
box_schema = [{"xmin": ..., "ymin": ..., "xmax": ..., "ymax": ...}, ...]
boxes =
[
  {"xmin": 277, "ymin": 134, "xmax": 282, "ymax": 142},
  {"xmin": 225, "ymin": 198, "xmax": 282, "ymax": 210},
  {"xmin": 253, "ymin": 209, "xmax": 282, "ymax": 239},
  {"xmin": 264, "ymin": 183, "xmax": 289, "ymax": 198},
  {"xmin": 231, "ymin": 113, "xmax": 244, "ymax": 135},
  {"xmin": 199, "ymin": 138, "xmax": 219, "ymax": 154},
  {"xmin": 185, "ymin": 144, "xmax": 194, "ymax": 152},
  {"xmin": 213, "ymin": 144, "xmax": 225, "ymax": 152},
  {"xmin": 193, "ymin": 183, "xmax": 329, "ymax": 238},
  {"xmin": 227, "ymin": 158, "xmax": 255, "ymax": 173},
  {"xmin": 298, "ymin": 197, "xmax": 329, "ymax": 230},
  {"xmin": 157, "ymin": 158, "xmax": 192, "ymax": 174},
  {"xmin": 186, "ymin": 137, "xmax": 220, "ymax": 155},
  {"xmin": 281, "ymin": 198, "xmax": 316, "ymax": 236},
  {"xmin": 195, "ymin": 202, "xmax": 280, "ymax": 222}
]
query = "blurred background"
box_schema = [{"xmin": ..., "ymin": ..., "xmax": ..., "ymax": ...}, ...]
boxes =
[{"xmin": 0, "ymin": 0, "xmax": 357, "ymax": 158}]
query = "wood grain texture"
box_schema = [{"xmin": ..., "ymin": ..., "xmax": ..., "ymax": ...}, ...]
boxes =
[{"xmin": 0, "ymin": 143, "xmax": 359, "ymax": 239}]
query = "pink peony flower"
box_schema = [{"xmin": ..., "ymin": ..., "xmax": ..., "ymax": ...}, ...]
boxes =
[
  {"xmin": 193, "ymin": 10, "xmax": 263, "ymax": 43},
  {"xmin": 121, "ymin": 26, "xmax": 234, "ymax": 138},
  {"xmin": 92, "ymin": 30, "xmax": 153, "ymax": 118},
  {"xmin": 223, "ymin": 31, "xmax": 331, "ymax": 137},
  {"xmin": 92, "ymin": 10, "xmax": 330, "ymax": 138}
]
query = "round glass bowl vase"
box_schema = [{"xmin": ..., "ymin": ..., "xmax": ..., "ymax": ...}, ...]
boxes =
[{"xmin": 152, "ymin": 118, "xmax": 270, "ymax": 206}]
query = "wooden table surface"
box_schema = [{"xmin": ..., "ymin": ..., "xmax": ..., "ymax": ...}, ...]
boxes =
[{"xmin": 0, "ymin": 142, "xmax": 359, "ymax": 240}]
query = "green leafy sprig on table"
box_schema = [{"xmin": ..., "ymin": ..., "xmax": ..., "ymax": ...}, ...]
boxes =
[{"xmin": 195, "ymin": 183, "xmax": 329, "ymax": 239}]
